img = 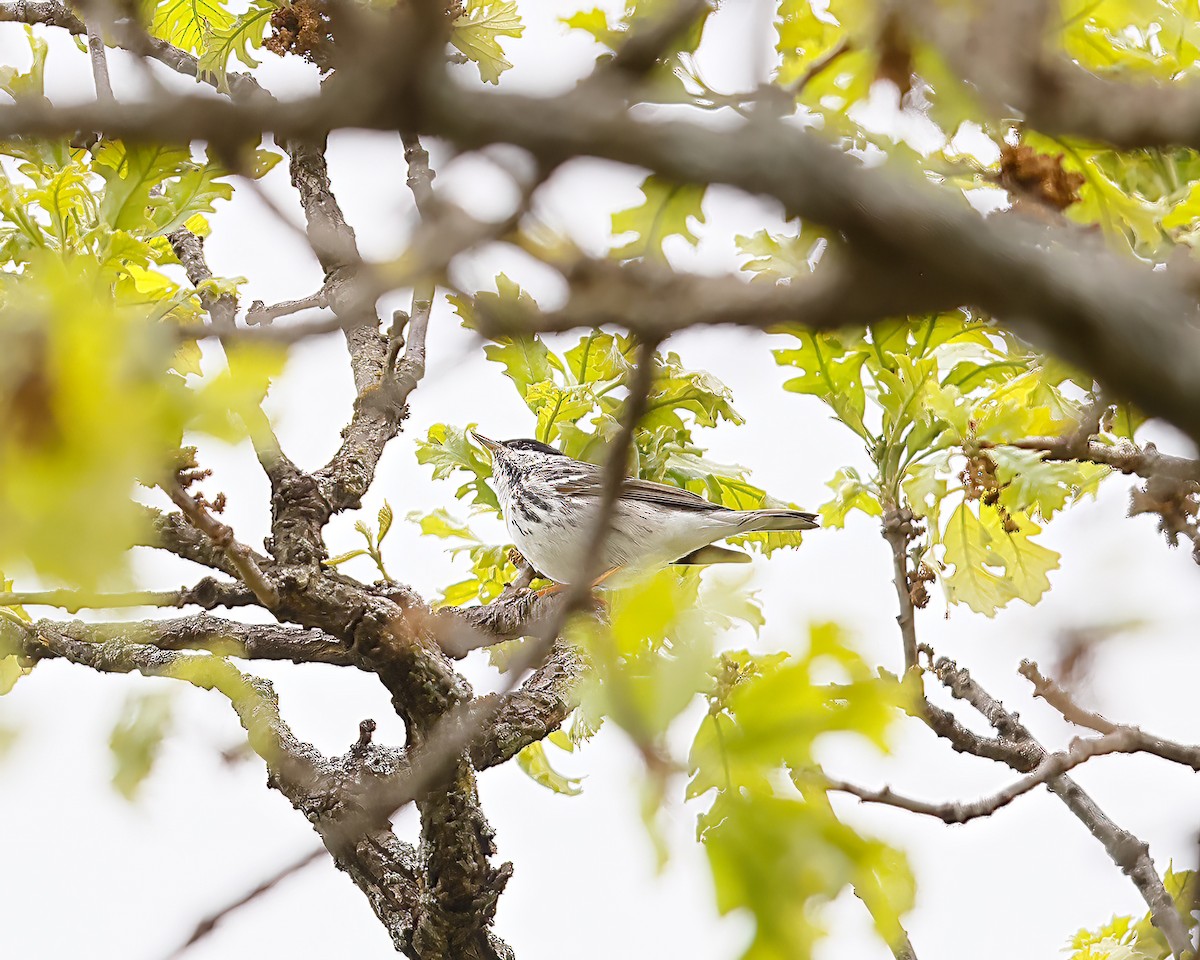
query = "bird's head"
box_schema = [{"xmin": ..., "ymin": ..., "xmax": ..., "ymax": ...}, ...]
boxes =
[
  {"xmin": 471, "ymin": 432, "xmax": 566, "ymax": 483},
  {"xmin": 472, "ymin": 433, "xmax": 567, "ymax": 503},
  {"xmin": 471, "ymin": 432, "xmax": 565, "ymax": 463}
]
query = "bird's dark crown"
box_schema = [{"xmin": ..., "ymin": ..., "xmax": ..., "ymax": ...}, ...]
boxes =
[{"xmin": 502, "ymin": 439, "xmax": 566, "ymax": 457}]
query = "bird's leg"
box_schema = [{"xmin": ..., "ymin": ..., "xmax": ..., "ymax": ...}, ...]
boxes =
[
  {"xmin": 533, "ymin": 566, "xmax": 624, "ymax": 597},
  {"xmin": 592, "ymin": 566, "xmax": 624, "ymax": 588},
  {"xmin": 500, "ymin": 549, "xmax": 539, "ymax": 600}
]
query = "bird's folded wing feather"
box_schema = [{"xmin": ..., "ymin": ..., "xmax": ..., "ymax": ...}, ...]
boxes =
[{"xmin": 553, "ymin": 469, "xmax": 722, "ymax": 512}]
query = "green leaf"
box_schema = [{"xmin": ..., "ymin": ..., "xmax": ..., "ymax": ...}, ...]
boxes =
[
  {"xmin": 564, "ymin": 330, "xmax": 636, "ymax": 385},
  {"xmin": 1067, "ymin": 868, "xmax": 1195, "ymax": 960},
  {"xmin": 407, "ymin": 508, "xmax": 481, "ymax": 543},
  {"xmin": 526, "ymin": 380, "xmax": 598, "ymax": 444},
  {"xmin": 942, "ymin": 501, "xmax": 1060, "ymax": 616},
  {"xmin": 377, "ymin": 501, "xmax": 394, "ymax": 541},
  {"xmin": 819, "ymin": 466, "xmax": 882, "ymax": 529},
  {"xmin": 325, "ymin": 549, "xmax": 369, "ymax": 566},
  {"xmin": 93, "ymin": 142, "xmax": 193, "ymax": 234},
  {"xmin": 0, "ymin": 27, "xmax": 49, "ymax": 103},
  {"xmin": 109, "ymin": 690, "xmax": 173, "ymax": 801},
  {"xmin": 147, "ymin": 0, "xmax": 235, "ymax": 53},
  {"xmin": 775, "ymin": 331, "xmax": 872, "ymax": 440},
  {"xmin": 989, "ymin": 447, "xmax": 1109, "ymax": 519},
  {"xmin": 611, "ymin": 175, "xmax": 706, "ymax": 261},
  {"xmin": 197, "ymin": 0, "xmax": 277, "ymax": 91},
  {"xmin": 450, "ymin": 0, "xmax": 525, "ymax": 84},
  {"xmin": 415, "ymin": 424, "xmax": 500, "ymax": 512},
  {"xmin": 516, "ymin": 741, "xmax": 583, "ymax": 796},
  {"xmin": 150, "ymin": 147, "xmax": 249, "ymax": 237}
]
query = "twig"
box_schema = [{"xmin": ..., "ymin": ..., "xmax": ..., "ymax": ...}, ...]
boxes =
[
  {"xmin": 47, "ymin": 616, "xmax": 353, "ymax": 666},
  {"xmin": 1018, "ymin": 660, "xmax": 1118, "ymax": 734},
  {"xmin": 165, "ymin": 848, "xmax": 326, "ymax": 959},
  {"xmin": 166, "ymin": 483, "xmax": 280, "ymax": 608},
  {"xmin": 998, "ymin": 437, "xmax": 1200, "ymax": 484},
  {"xmin": 824, "ymin": 726, "xmax": 1200, "ymax": 824},
  {"xmin": 177, "ymin": 313, "xmax": 348, "ymax": 344},
  {"xmin": 84, "ymin": 12, "xmax": 113, "ymax": 103},
  {"xmin": 882, "ymin": 502, "xmax": 920, "ymax": 671},
  {"xmin": 245, "ymin": 288, "xmax": 332, "ymax": 326}
]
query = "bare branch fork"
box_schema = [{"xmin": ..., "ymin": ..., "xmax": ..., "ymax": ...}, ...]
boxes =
[{"xmin": 918, "ymin": 649, "xmax": 1194, "ymax": 959}]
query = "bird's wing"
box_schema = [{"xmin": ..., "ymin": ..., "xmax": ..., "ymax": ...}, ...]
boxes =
[{"xmin": 554, "ymin": 467, "xmax": 721, "ymax": 513}]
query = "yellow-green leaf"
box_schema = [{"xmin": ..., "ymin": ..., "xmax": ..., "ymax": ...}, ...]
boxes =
[
  {"xmin": 451, "ymin": 0, "xmax": 524, "ymax": 84},
  {"xmin": 516, "ymin": 741, "xmax": 583, "ymax": 795},
  {"xmin": 942, "ymin": 501, "xmax": 1059, "ymax": 616}
]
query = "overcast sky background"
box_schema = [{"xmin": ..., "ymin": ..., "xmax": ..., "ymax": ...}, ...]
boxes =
[{"xmin": 3, "ymin": 3, "xmax": 1200, "ymax": 958}]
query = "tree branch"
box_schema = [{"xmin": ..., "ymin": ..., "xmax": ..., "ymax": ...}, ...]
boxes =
[
  {"xmin": 471, "ymin": 639, "xmax": 585, "ymax": 770},
  {"xmin": 47, "ymin": 615, "xmax": 353, "ymax": 666},
  {"xmin": 167, "ymin": 482, "xmax": 280, "ymax": 608},
  {"xmin": 825, "ymin": 725, "xmax": 1200, "ymax": 824},
  {"xmin": 928, "ymin": 652, "xmax": 1193, "ymax": 959},
  {"xmin": 0, "ymin": 580, "xmax": 257, "ymax": 613}
]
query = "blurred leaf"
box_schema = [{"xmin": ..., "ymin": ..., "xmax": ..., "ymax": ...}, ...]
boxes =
[
  {"xmin": 110, "ymin": 690, "xmax": 173, "ymax": 801},
  {"xmin": 702, "ymin": 790, "xmax": 913, "ymax": 960},
  {"xmin": 611, "ymin": 175, "xmax": 706, "ymax": 261},
  {"xmin": 407, "ymin": 508, "xmax": 481, "ymax": 542},
  {"xmin": 735, "ymin": 227, "xmax": 826, "ymax": 281},
  {"xmin": 190, "ymin": 342, "xmax": 285, "ymax": 443}
]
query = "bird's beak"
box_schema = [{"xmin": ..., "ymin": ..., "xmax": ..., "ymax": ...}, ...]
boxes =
[{"xmin": 471, "ymin": 431, "xmax": 503, "ymax": 457}]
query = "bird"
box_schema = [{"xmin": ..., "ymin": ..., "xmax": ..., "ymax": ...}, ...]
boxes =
[{"xmin": 471, "ymin": 432, "xmax": 818, "ymax": 585}]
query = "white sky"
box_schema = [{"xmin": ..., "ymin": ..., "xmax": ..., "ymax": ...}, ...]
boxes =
[{"xmin": 3, "ymin": 4, "xmax": 1200, "ymax": 960}]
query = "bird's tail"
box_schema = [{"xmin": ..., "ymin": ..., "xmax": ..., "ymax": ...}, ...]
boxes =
[{"xmin": 734, "ymin": 508, "xmax": 819, "ymax": 533}]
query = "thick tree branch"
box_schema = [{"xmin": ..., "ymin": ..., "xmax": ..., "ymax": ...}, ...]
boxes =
[
  {"xmin": 1002, "ymin": 437, "xmax": 1200, "ymax": 485},
  {"xmin": 471, "ymin": 640, "xmax": 585, "ymax": 770},
  {"xmin": 47, "ymin": 615, "xmax": 353, "ymax": 666},
  {"xmin": 2, "ymin": 616, "xmax": 427, "ymax": 953},
  {"xmin": 473, "ymin": 251, "xmax": 951, "ymax": 341}
]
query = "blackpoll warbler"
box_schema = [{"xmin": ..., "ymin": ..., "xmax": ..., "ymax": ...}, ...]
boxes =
[{"xmin": 473, "ymin": 433, "xmax": 818, "ymax": 585}]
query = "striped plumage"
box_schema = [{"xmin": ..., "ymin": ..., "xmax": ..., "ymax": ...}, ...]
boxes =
[{"xmin": 473, "ymin": 433, "xmax": 818, "ymax": 584}]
